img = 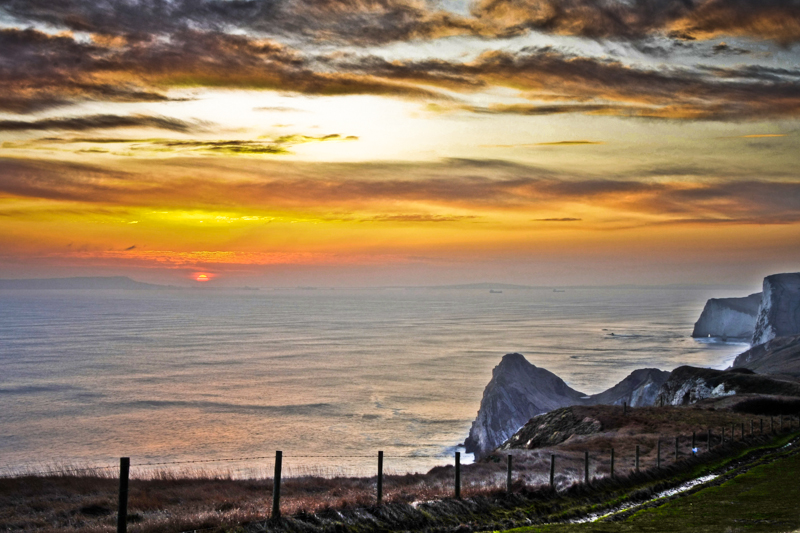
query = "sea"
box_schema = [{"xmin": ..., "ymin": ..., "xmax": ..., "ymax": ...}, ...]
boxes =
[{"xmin": 0, "ymin": 286, "xmax": 753, "ymax": 478}]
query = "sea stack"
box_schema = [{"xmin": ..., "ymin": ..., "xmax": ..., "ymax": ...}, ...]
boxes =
[
  {"xmin": 691, "ymin": 293, "xmax": 762, "ymax": 339},
  {"xmin": 752, "ymin": 273, "xmax": 800, "ymax": 346}
]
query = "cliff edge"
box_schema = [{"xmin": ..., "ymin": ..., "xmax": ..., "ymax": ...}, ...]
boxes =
[{"xmin": 691, "ymin": 293, "xmax": 762, "ymax": 339}]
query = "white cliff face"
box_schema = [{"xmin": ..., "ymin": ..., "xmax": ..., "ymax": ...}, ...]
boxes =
[
  {"xmin": 752, "ymin": 273, "xmax": 800, "ymax": 346},
  {"xmin": 691, "ymin": 293, "xmax": 762, "ymax": 339}
]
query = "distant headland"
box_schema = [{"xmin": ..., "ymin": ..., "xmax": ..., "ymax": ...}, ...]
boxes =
[{"xmin": 0, "ymin": 276, "xmax": 172, "ymax": 290}]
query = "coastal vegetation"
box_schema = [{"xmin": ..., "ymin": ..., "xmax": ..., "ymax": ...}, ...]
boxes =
[{"xmin": 3, "ymin": 402, "xmax": 799, "ymax": 533}]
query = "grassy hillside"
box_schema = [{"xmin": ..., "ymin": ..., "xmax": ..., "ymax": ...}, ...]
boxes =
[{"xmin": 504, "ymin": 440, "xmax": 800, "ymax": 533}]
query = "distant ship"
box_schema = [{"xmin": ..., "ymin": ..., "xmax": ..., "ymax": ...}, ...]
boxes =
[
  {"xmin": 489, "ymin": 289, "xmax": 503, "ymax": 293},
  {"xmin": 553, "ymin": 289, "xmax": 565, "ymax": 292}
]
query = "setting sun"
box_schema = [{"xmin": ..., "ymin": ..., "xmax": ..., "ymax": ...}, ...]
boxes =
[{"xmin": 195, "ymin": 273, "xmax": 211, "ymax": 282}]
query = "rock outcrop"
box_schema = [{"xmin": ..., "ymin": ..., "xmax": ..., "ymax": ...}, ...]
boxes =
[
  {"xmin": 732, "ymin": 334, "xmax": 800, "ymax": 377},
  {"xmin": 498, "ymin": 407, "xmax": 602, "ymax": 452},
  {"xmin": 752, "ymin": 273, "xmax": 800, "ymax": 346},
  {"xmin": 588, "ymin": 368, "xmax": 670, "ymax": 407},
  {"xmin": 464, "ymin": 354, "xmax": 586, "ymax": 458},
  {"xmin": 657, "ymin": 365, "xmax": 800, "ymax": 406},
  {"xmin": 691, "ymin": 293, "xmax": 762, "ymax": 339},
  {"xmin": 464, "ymin": 354, "xmax": 669, "ymax": 458}
]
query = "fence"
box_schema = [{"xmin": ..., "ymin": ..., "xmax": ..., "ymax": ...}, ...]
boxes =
[{"xmin": 8, "ymin": 414, "xmax": 799, "ymax": 533}]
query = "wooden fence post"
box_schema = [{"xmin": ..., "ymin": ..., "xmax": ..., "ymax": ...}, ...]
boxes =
[
  {"xmin": 707, "ymin": 428, "xmax": 712, "ymax": 451},
  {"xmin": 455, "ymin": 452, "xmax": 461, "ymax": 499},
  {"xmin": 377, "ymin": 451, "xmax": 383, "ymax": 505},
  {"xmin": 692, "ymin": 431, "xmax": 696, "ymax": 452},
  {"xmin": 635, "ymin": 445, "xmax": 640, "ymax": 473},
  {"xmin": 117, "ymin": 457, "xmax": 129, "ymax": 533},
  {"xmin": 584, "ymin": 451, "xmax": 589, "ymax": 485},
  {"xmin": 272, "ymin": 451, "xmax": 282, "ymax": 520},
  {"xmin": 623, "ymin": 401, "xmax": 627, "ymax": 416},
  {"xmin": 610, "ymin": 448, "xmax": 615, "ymax": 479},
  {"xmin": 550, "ymin": 454, "xmax": 555, "ymax": 488},
  {"xmin": 507, "ymin": 454, "xmax": 512, "ymax": 493},
  {"xmin": 657, "ymin": 440, "xmax": 661, "ymax": 469}
]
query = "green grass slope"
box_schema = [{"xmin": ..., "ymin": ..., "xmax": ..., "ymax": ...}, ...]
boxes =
[{"xmin": 505, "ymin": 445, "xmax": 800, "ymax": 533}]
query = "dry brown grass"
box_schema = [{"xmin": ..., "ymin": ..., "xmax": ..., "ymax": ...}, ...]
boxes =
[{"xmin": 4, "ymin": 398, "xmax": 798, "ymax": 532}]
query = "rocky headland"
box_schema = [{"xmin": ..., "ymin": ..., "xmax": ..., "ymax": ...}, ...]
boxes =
[
  {"xmin": 467, "ymin": 271, "xmax": 800, "ymax": 459},
  {"xmin": 657, "ymin": 366, "xmax": 800, "ymax": 405},
  {"xmin": 464, "ymin": 353, "xmax": 668, "ymax": 457}
]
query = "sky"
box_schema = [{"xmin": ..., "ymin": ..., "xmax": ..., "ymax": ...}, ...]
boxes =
[{"xmin": 1, "ymin": 0, "xmax": 799, "ymax": 287}]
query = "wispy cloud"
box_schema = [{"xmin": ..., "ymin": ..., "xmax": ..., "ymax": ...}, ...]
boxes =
[
  {"xmin": 5, "ymin": 133, "xmax": 358, "ymax": 156},
  {"xmin": 481, "ymin": 141, "xmax": 604, "ymax": 147},
  {"xmin": 2, "ymin": 157, "xmax": 799, "ymax": 226},
  {"xmin": 536, "ymin": 141, "xmax": 603, "ymax": 146},
  {"xmin": 0, "ymin": 114, "xmax": 201, "ymax": 132}
]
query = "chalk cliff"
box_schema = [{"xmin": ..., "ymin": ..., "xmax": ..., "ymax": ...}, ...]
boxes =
[
  {"xmin": 691, "ymin": 293, "xmax": 762, "ymax": 339},
  {"xmin": 464, "ymin": 354, "xmax": 669, "ymax": 458},
  {"xmin": 752, "ymin": 273, "xmax": 800, "ymax": 346}
]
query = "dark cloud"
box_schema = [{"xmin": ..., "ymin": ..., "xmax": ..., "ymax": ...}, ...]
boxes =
[
  {"xmin": 470, "ymin": 0, "xmax": 800, "ymax": 43},
  {"xmin": 2, "ymin": 0, "xmax": 799, "ymax": 52},
  {"xmin": 0, "ymin": 0, "xmax": 483, "ymax": 45},
  {"xmin": 668, "ymin": 0, "xmax": 800, "ymax": 45},
  {"xmin": 0, "ymin": 28, "xmax": 177, "ymax": 113},
  {"xmin": 0, "ymin": 114, "xmax": 199, "ymax": 132},
  {"xmin": 0, "ymin": 27, "xmax": 440, "ymax": 114},
  {"xmin": 344, "ymin": 48, "xmax": 800, "ymax": 121},
  {"xmin": 711, "ymin": 41, "xmax": 750, "ymax": 55},
  {"xmin": 0, "ymin": 25, "xmax": 797, "ymax": 122}
]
